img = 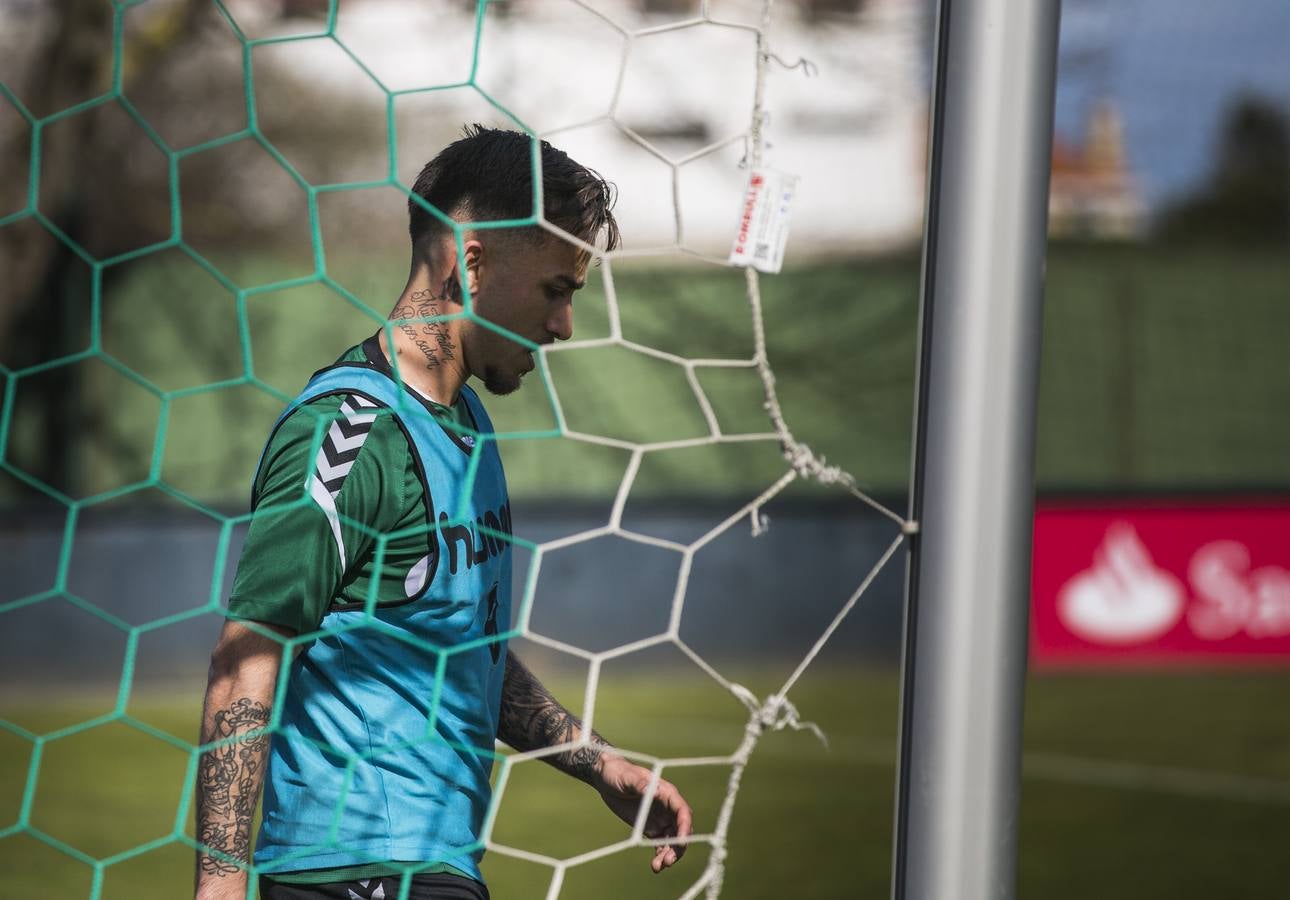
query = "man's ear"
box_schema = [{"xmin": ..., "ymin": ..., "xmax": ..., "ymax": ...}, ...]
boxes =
[{"xmin": 461, "ymin": 238, "xmax": 484, "ymax": 301}]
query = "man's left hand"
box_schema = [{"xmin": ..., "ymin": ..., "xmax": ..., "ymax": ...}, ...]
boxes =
[{"xmin": 594, "ymin": 754, "xmax": 693, "ymax": 873}]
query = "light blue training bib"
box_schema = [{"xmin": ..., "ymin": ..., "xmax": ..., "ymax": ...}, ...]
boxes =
[{"xmin": 253, "ymin": 362, "xmax": 511, "ymax": 882}]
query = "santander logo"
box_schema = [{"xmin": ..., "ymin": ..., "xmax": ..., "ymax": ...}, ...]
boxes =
[
  {"xmin": 1054, "ymin": 520, "xmax": 1290, "ymax": 647},
  {"xmin": 1187, "ymin": 541, "xmax": 1290, "ymax": 640},
  {"xmin": 1057, "ymin": 523, "xmax": 1185, "ymax": 644}
]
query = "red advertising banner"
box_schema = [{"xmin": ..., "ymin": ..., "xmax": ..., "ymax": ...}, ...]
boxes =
[{"xmin": 1031, "ymin": 500, "xmax": 1290, "ymax": 666}]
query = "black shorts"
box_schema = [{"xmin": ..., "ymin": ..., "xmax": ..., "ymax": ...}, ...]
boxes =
[{"xmin": 259, "ymin": 872, "xmax": 490, "ymax": 900}]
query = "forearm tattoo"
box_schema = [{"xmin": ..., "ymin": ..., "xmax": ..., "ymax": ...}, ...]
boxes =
[
  {"xmin": 391, "ymin": 280, "xmax": 459, "ymax": 372},
  {"xmin": 195, "ymin": 697, "xmax": 271, "ymax": 880},
  {"xmin": 498, "ymin": 652, "xmax": 611, "ymax": 785}
]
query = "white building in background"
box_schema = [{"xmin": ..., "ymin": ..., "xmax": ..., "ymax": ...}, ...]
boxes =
[
  {"xmin": 236, "ymin": 0, "xmax": 931, "ymax": 258},
  {"xmin": 1048, "ymin": 100, "xmax": 1144, "ymax": 240}
]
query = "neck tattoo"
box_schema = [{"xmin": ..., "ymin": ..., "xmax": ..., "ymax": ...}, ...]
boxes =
[{"xmin": 392, "ymin": 279, "xmax": 459, "ymax": 372}]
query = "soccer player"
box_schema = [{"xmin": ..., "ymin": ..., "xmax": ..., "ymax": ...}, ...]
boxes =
[{"xmin": 194, "ymin": 126, "xmax": 693, "ymax": 900}]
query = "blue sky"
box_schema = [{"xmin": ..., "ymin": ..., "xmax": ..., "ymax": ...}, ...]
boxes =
[{"xmin": 1054, "ymin": 0, "xmax": 1290, "ymax": 213}]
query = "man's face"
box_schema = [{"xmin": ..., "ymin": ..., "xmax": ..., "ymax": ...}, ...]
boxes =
[{"xmin": 466, "ymin": 232, "xmax": 586, "ymax": 396}]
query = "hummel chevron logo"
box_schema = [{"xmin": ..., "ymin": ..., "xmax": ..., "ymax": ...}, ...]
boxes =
[
  {"xmin": 314, "ymin": 395, "xmax": 377, "ymax": 498},
  {"xmin": 347, "ymin": 879, "xmax": 386, "ymax": 899}
]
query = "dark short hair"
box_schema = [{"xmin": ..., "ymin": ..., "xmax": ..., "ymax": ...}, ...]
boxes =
[{"xmin": 408, "ymin": 125, "xmax": 620, "ymax": 255}]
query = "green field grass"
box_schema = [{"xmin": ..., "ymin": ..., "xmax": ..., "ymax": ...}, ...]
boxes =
[{"xmin": 2, "ymin": 667, "xmax": 1288, "ymax": 899}]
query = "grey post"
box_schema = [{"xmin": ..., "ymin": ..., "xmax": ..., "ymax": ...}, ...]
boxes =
[{"xmin": 891, "ymin": 1, "xmax": 1062, "ymax": 899}]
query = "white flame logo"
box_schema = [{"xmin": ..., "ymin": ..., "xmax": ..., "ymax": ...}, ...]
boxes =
[{"xmin": 1057, "ymin": 522, "xmax": 1186, "ymax": 645}]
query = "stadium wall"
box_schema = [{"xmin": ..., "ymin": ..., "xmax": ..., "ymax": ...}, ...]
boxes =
[{"xmin": 0, "ymin": 499, "xmax": 909, "ymax": 692}]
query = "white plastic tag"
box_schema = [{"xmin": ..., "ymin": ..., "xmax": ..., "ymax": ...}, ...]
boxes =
[{"xmin": 727, "ymin": 168, "xmax": 797, "ymax": 274}]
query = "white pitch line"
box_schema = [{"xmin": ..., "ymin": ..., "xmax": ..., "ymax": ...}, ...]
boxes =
[
  {"xmin": 1020, "ymin": 750, "xmax": 1290, "ymax": 806},
  {"xmin": 616, "ymin": 718, "xmax": 1290, "ymax": 807}
]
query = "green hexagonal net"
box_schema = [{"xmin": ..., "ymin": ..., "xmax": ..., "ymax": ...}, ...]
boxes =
[{"xmin": 0, "ymin": 2, "xmax": 912, "ymax": 899}]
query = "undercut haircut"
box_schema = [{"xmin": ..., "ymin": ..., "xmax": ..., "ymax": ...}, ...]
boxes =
[{"xmin": 408, "ymin": 125, "xmax": 620, "ymax": 257}]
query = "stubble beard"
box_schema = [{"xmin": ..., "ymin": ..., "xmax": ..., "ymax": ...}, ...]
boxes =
[{"xmin": 482, "ymin": 364, "xmax": 523, "ymax": 396}]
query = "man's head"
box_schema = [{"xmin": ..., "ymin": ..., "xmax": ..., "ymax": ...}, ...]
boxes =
[
  {"xmin": 406, "ymin": 126, "xmax": 619, "ymax": 395},
  {"xmin": 409, "ymin": 125, "xmax": 619, "ymax": 264}
]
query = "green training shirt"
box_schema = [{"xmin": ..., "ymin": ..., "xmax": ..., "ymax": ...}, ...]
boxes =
[{"xmin": 227, "ymin": 336, "xmax": 480, "ymax": 885}]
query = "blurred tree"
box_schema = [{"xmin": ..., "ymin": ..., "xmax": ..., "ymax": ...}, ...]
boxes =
[
  {"xmin": 0, "ymin": 1, "xmax": 395, "ymax": 502},
  {"xmin": 0, "ymin": 0, "xmax": 215, "ymax": 496},
  {"xmin": 1157, "ymin": 94, "xmax": 1290, "ymax": 245}
]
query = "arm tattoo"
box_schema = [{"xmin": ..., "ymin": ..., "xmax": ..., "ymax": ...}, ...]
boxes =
[
  {"xmin": 195, "ymin": 697, "xmax": 271, "ymax": 879},
  {"xmin": 391, "ymin": 282, "xmax": 459, "ymax": 372},
  {"xmin": 497, "ymin": 652, "xmax": 611, "ymax": 785}
]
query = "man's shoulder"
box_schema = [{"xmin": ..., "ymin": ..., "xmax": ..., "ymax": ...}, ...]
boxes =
[
  {"xmin": 255, "ymin": 363, "xmax": 414, "ymax": 504},
  {"xmin": 270, "ymin": 336, "xmax": 393, "ymax": 438},
  {"xmin": 269, "ymin": 389, "xmax": 409, "ymax": 459}
]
